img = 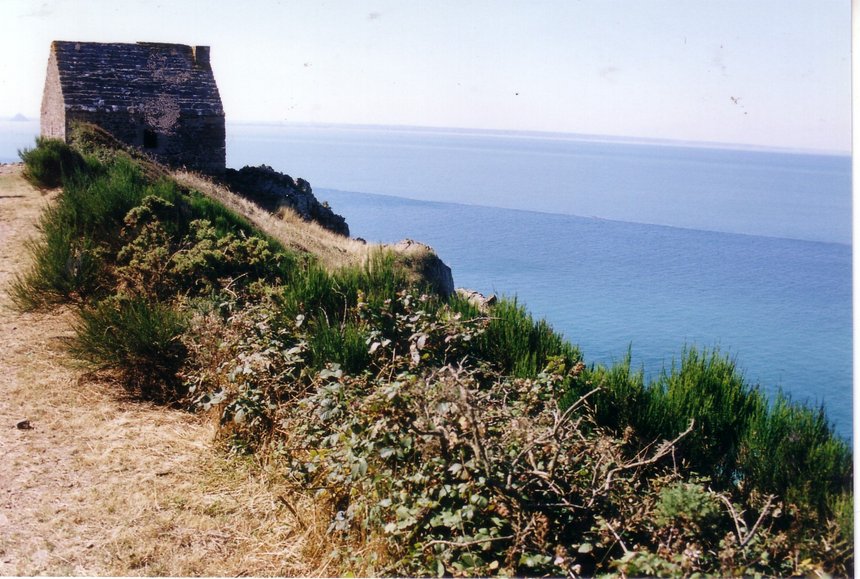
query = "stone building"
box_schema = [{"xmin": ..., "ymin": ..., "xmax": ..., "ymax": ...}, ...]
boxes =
[{"xmin": 41, "ymin": 41, "xmax": 225, "ymax": 174}]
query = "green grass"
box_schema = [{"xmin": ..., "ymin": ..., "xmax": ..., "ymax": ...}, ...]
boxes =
[{"xmin": 278, "ymin": 251, "xmax": 415, "ymax": 370}]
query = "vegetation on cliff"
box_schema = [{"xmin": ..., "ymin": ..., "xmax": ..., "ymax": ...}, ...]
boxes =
[{"xmin": 13, "ymin": 132, "xmax": 852, "ymax": 576}]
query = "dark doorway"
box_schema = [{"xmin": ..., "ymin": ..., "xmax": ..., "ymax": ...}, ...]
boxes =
[{"xmin": 143, "ymin": 129, "xmax": 158, "ymax": 149}]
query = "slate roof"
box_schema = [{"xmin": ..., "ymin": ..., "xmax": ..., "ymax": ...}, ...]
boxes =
[{"xmin": 50, "ymin": 41, "xmax": 223, "ymax": 116}]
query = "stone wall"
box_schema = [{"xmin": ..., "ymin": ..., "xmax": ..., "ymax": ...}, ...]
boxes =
[
  {"xmin": 40, "ymin": 50, "xmax": 65, "ymax": 140},
  {"xmin": 64, "ymin": 110, "xmax": 226, "ymax": 175},
  {"xmin": 41, "ymin": 41, "xmax": 226, "ymax": 175}
]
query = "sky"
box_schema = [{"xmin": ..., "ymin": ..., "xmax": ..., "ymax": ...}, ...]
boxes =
[{"xmin": 0, "ymin": 0, "xmax": 851, "ymax": 153}]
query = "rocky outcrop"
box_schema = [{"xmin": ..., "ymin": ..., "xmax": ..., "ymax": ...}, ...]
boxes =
[
  {"xmin": 389, "ymin": 239, "xmax": 455, "ymax": 299},
  {"xmin": 224, "ymin": 165, "xmax": 349, "ymax": 236},
  {"xmin": 455, "ymin": 288, "xmax": 497, "ymax": 312}
]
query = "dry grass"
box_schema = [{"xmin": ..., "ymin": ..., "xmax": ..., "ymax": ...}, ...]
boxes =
[
  {"xmin": 174, "ymin": 169, "xmax": 451, "ymax": 296},
  {"xmin": 173, "ymin": 170, "xmax": 377, "ymax": 271},
  {"xmin": 0, "ymin": 165, "xmax": 332, "ymax": 576}
]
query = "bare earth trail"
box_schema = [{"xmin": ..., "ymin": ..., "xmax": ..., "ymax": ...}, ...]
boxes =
[{"xmin": 0, "ymin": 164, "xmax": 310, "ymax": 576}]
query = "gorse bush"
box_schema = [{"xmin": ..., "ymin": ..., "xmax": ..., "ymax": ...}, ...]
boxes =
[
  {"xmin": 564, "ymin": 346, "xmax": 852, "ymax": 535},
  {"xmin": 643, "ymin": 348, "xmax": 764, "ymax": 487},
  {"xmin": 11, "ymin": 227, "xmax": 105, "ymax": 309},
  {"xmin": 14, "ymin": 131, "xmax": 852, "ymax": 575},
  {"xmin": 452, "ymin": 297, "xmax": 582, "ymax": 378},
  {"xmin": 19, "ymin": 137, "xmax": 87, "ymax": 188},
  {"xmin": 72, "ymin": 295, "xmax": 188, "ymax": 400},
  {"xmin": 739, "ymin": 393, "xmax": 852, "ymax": 513}
]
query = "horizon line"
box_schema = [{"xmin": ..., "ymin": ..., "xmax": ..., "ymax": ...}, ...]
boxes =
[
  {"xmin": 1, "ymin": 114, "xmax": 850, "ymax": 157},
  {"xmin": 225, "ymin": 118, "xmax": 852, "ymax": 157}
]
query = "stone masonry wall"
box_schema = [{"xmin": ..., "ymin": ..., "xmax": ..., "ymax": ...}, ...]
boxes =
[
  {"xmin": 40, "ymin": 50, "xmax": 66, "ymax": 140},
  {"xmin": 42, "ymin": 42, "xmax": 226, "ymax": 175}
]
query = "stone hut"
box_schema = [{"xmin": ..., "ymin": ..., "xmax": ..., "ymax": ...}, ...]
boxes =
[{"xmin": 41, "ymin": 41, "xmax": 225, "ymax": 174}]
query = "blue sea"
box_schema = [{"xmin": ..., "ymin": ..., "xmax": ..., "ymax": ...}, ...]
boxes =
[{"xmin": 1, "ymin": 120, "xmax": 852, "ymax": 440}]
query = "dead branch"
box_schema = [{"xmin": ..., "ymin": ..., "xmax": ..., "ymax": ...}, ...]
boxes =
[
  {"xmin": 718, "ymin": 492, "xmax": 776, "ymax": 548},
  {"xmin": 421, "ymin": 534, "xmax": 515, "ymax": 551},
  {"xmin": 599, "ymin": 419, "xmax": 695, "ymax": 496}
]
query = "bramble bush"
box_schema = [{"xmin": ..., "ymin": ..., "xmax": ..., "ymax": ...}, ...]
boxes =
[{"xmin": 184, "ymin": 290, "xmax": 853, "ymax": 576}]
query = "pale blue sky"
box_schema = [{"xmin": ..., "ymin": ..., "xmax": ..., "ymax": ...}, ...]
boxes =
[{"xmin": 0, "ymin": 0, "xmax": 851, "ymax": 152}]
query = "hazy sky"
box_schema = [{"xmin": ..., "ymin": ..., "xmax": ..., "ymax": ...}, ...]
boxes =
[{"xmin": 0, "ymin": 0, "xmax": 851, "ymax": 152}]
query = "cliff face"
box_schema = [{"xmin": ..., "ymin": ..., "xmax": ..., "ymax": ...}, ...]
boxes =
[
  {"xmin": 224, "ymin": 165, "xmax": 349, "ymax": 236},
  {"xmin": 390, "ymin": 239, "xmax": 454, "ymax": 299}
]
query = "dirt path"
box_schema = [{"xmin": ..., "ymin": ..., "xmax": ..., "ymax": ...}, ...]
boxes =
[{"xmin": 0, "ymin": 165, "xmax": 312, "ymax": 576}]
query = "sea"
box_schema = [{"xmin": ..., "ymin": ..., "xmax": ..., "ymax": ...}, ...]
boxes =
[{"xmin": 2, "ymin": 120, "xmax": 853, "ymax": 441}]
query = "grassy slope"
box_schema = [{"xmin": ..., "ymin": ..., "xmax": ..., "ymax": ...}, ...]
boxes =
[{"xmin": 0, "ymin": 165, "xmax": 325, "ymax": 576}]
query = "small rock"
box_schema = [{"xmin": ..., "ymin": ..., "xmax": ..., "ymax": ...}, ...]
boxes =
[
  {"xmin": 456, "ymin": 288, "xmax": 497, "ymax": 311},
  {"xmin": 15, "ymin": 419, "xmax": 33, "ymax": 430}
]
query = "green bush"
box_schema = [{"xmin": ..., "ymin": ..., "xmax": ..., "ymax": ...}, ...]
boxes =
[
  {"xmin": 641, "ymin": 348, "xmax": 764, "ymax": 487},
  {"xmin": 72, "ymin": 296, "xmax": 188, "ymax": 400},
  {"xmin": 566, "ymin": 349, "xmax": 646, "ymax": 432},
  {"xmin": 455, "ymin": 297, "xmax": 581, "ymax": 378},
  {"xmin": 561, "ymin": 346, "xmax": 852, "ymax": 530},
  {"xmin": 19, "ymin": 137, "xmax": 86, "ymax": 188},
  {"xmin": 11, "ymin": 228, "xmax": 105, "ymax": 309},
  {"xmin": 738, "ymin": 394, "xmax": 852, "ymax": 513}
]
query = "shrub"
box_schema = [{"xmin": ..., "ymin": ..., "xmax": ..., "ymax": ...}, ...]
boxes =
[
  {"xmin": 565, "ymin": 349, "xmax": 646, "ymax": 433},
  {"xmin": 11, "ymin": 228, "xmax": 105, "ymax": 309},
  {"xmin": 19, "ymin": 137, "xmax": 86, "ymax": 188},
  {"xmin": 72, "ymin": 296, "xmax": 188, "ymax": 400},
  {"xmin": 636, "ymin": 348, "xmax": 764, "ymax": 487},
  {"xmin": 738, "ymin": 394, "xmax": 852, "ymax": 513},
  {"xmin": 117, "ymin": 197, "xmax": 288, "ymax": 299},
  {"xmin": 455, "ymin": 297, "xmax": 582, "ymax": 378}
]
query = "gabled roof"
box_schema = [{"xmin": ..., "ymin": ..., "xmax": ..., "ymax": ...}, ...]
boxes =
[{"xmin": 50, "ymin": 41, "xmax": 223, "ymax": 117}]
